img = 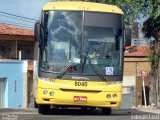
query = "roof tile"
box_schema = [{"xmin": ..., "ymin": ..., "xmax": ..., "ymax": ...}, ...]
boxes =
[
  {"xmin": 0, "ymin": 23, "xmax": 34, "ymax": 36},
  {"xmin": 125, "ymin": 46, "xmax": 151, "ymax": 57}
]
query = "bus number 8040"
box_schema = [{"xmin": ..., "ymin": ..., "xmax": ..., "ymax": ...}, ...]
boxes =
[{"xmin": 75, "ymin": 81, "xmax": 87, "ymax": 87}]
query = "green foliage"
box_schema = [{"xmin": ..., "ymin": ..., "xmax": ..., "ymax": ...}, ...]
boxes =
[
  {"xmin": 148, "ymin": 53, "xmax": 155, "ymax": 62},
  {"xmin": 147, "ymin": 53, "xmax": 158, "ymax": 69},
  {"xmin": 148, "ymin": 0, "xmax": 159, "ymax": 18}
]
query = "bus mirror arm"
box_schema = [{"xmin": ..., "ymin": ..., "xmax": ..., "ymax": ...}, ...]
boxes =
[
  {"xmin": 115, "ymin": 29, "xmax": 122, "ymax": 50},
  {"xmin": 125, "ymin": 28, "xmax": 131, "ymax": 46},
  {"xmin": 115, "ymin": 36, "xmax": 119, "ymax": 50}
]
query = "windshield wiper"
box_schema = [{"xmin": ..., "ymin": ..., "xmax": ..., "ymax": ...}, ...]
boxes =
[
  {"xmin": 56, "ymin": 54, "xmax": 80, "ymax": 79},
  {"xmin": 85, "ymin": 55, "xmax": 108, "ymax": 83},
  {"xmin": 56, "ymin": 54, "xmax": 107, "ymax": 82}
]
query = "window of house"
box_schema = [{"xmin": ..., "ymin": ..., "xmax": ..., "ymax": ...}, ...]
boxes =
[
  {"xmin": 0, "ymin": 40, "xmax": 34, "ymax": 59},
  {"xmin": 17, "ymin": 41, "xmax": 34, "ymax": 59},
  {"xmin": 0, "ymin": 40, "xmax": 11, "ymax": 58}
]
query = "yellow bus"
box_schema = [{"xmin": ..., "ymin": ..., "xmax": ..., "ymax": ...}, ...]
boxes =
[{"xmin": 34, "ymin": 1, "xmax": 130, "ymax": 114}]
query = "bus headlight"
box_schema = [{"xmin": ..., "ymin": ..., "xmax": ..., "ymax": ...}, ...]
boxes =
[
  {"xmin": 106, "ymin": 94, "xmax": 111, "ymax": 99},
  {"xmin": 112, "ymin": 94, "xmax": 117, "ymax": 98},
  {"xmin": 50, "ymin": 91, "xmax": 54, "ymax": 96},
  {"xmin": 43, "ymin": 90, "xmax": 48, "ymax": 95}
]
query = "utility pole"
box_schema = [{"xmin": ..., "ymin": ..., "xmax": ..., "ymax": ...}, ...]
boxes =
[{"xmin": 140, "ymin": 71, "xmax": 147, "ymax": 107}]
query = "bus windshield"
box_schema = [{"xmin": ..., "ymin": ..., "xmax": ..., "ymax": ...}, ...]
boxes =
[{"xmin": 41, "ymin": 11, "xmax": 124, "ymax": 76}]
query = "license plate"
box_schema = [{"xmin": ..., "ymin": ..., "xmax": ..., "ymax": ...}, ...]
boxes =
[{"xmin": 74, "ymin": 96, "xmax": 87, "ymax": 102}]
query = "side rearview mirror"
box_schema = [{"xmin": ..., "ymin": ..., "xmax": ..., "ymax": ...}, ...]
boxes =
[
  {"xmin": 34, "ymin": 21, "xmax": 41, "ymax": 43},
  {"xmin": 125, "ymin": 28, "xmax": 131, "ymax": 46}
]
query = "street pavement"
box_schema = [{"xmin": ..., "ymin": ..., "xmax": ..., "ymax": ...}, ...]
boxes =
[
  {"xmin": 0, "ymin": 108, "xmax": 160, "ymax": 120},
  {"xmin": 136, "ymin": 107, "xmax": 160, "ymax": 114}
]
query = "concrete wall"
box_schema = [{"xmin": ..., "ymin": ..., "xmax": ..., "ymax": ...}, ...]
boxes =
[
  {"xmin": 123, "ymin": 58, "xmax": 151, "ymax": 107},
  {"xmin": 122, "ymin": 76, "xmax": 135, "ymax": 108},
  {"xmin": 124, "ymin": 58, "xmax": 151, "ymax": 76},
  {"xmin": 0, "ymin": 60, "xmax": 27, "ymax": 108}
]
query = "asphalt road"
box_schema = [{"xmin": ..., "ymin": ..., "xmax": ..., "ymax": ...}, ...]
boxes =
[{"xmin": 0, "ymin": 108, "xmax": 159, "ymax": 120}]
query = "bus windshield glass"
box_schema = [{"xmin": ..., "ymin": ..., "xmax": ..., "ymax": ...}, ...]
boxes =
[{"xmin": 41, "ymin": 11, "xmax": 123, "ymax": 76}]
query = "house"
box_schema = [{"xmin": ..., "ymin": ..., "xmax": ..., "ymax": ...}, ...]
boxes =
[
  {"xmin": 0, "ymin": 61, "xmax": 28, "ymax": 108},
  {"xmin": 0, "ymin": 23, "xmax": 34, "ymax": 108},
  {"xmin": 122, "ymin": 46, "xmax": 151, "ymax": 108},
  {"xmin": 0, "ymin": 23, "xmax": 34, "ymax": 59}
]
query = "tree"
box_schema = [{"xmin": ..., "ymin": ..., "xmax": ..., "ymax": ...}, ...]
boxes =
[
  {"xmin": 142, "ymin": 15, "xmax": 160, "ymax": 42},
  {"xmin": 142, "ymin": 0, "xmax": 160, "ymax": 42},
  {"xmin": 141, "ymin": 0, "xmax": 160, "ymax": 106}
]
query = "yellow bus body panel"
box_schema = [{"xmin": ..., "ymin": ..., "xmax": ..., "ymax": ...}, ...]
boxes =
[
  {"xmin": 36, "ymin": 79, "xmax": 122, "ymax": 108},
  {"xmin": 43, "ymin": 1, "xmax": 123, "ymax": 14}
]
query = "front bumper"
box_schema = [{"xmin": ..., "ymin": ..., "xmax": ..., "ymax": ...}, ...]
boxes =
[{"xmin": 36, "ymin": 87, "xmax": 122, "ymax": 108}]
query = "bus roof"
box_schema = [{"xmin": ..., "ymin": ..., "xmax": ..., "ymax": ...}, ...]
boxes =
[{"xmin": 43, "ymin": 1, "xmax": 123, "ymax": 14}]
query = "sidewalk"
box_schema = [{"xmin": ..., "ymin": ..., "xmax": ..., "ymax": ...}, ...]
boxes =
[{"xmin": 136, "ymin": 106, "xmax": 160, "ymax": 114}]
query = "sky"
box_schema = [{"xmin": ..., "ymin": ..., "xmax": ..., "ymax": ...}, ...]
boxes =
[{"xmin": 0, "ymin": 0, "xmax": 49, "ymax": 30}]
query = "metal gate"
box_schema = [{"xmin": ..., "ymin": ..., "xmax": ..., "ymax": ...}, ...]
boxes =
[{"xmin": 0, "ymin": 78, "xmax": 5, "ymax": 108}]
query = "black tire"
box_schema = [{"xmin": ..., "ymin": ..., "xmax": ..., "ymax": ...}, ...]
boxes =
[
  {"xmin": 101, "ymin": 108, "xmax": 111, "ymax": 115},
  {"xmin": 38, "ymin": 105, "xmax": 50, "ymax": 114}
]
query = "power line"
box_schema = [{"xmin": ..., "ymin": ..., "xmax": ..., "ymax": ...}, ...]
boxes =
[
  {"xmin": 0, "ymin": 21, "xmax": 34, "ymax": 30},
  {"xmin": 0, "ymin": 13, "xmax": 36, "ymax": 23},
  {"xmin": 0, "ymin": 19, "xmax": 34, "ymax": 28},
  {"xmin": 0, "ymin": 10, "xmax": 38, "ymax": 21}
]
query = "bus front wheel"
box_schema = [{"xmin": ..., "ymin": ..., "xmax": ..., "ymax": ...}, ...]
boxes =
[
  {"xmin": 101, "ymin": 108, "xmax": 111, "ymax": 115},
  {"xmin": 38, "ymin": 105, "xmax": 50, "ymax": 114}
]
